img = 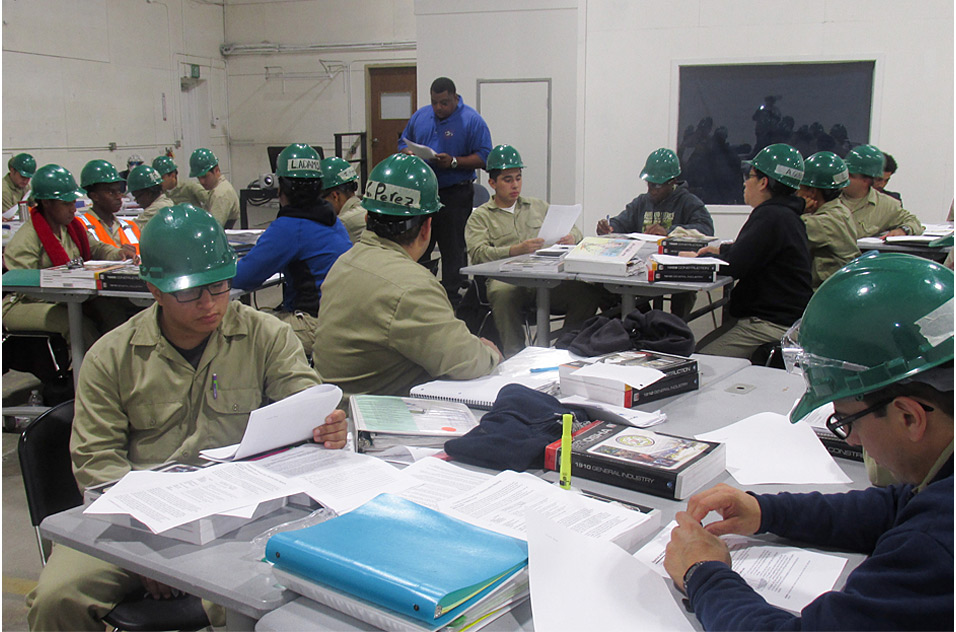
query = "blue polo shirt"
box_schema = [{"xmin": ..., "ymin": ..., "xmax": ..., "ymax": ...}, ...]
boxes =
[{"xmin": 398, "ymin": 96, "xmax": 493, "ymax": 188}]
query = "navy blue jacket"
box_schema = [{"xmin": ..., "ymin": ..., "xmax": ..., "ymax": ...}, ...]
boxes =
[
  {"xmin": 687, "ymin": 455, "xmax": 954, "ymax": 630},
  {"xmin": 234, "ymin": 203, "xmax": 351, "ymax": 316}
]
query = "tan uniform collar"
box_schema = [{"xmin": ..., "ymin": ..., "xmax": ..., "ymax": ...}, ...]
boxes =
[{"xmin": 914, "ymin": 439, "xmax": 954, "ymax": 493}]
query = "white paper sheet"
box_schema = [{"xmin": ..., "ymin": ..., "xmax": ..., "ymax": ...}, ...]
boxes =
[
  {"xmin": 559, "ymin": 394, "xmax": 666, "ymax": 428},
  {"xmin": 649, "ymin": 254, "xmax": 727, "ymax": 266},
  {"xmin": 695, "ymin": 412, "xmax": 851, "ymax": 485},
  {"xmin": 84, "ymin": 463, "xmax": 303, "ymax": 533},
  {"xmin": 199, "ymin": 384, "xmax": 342, "ymax": 462},
  {"xmin": 439, "ymin": 470, "xmax": 658, "ymax": 548},
  {"xmin": 527, "ymin": 513, "xmax": 694, "ymax": 632},
  {"xmin": 635, "ymin": 521, "xmax": 847, "ymax": 614},
  {"xmin": 396, "ymin": 457, "xmax": 493, "ymax": 510},
  {"xmin": 536, "ymin": 204, "xmax": 581, "ymax": 246},
  {"xmin": 571, "ymin": 363, "xmax": 666, "ymax": 389},
  {"xmin": 400, "ymin": 137, "xmax": 437, "ymax": 161}
]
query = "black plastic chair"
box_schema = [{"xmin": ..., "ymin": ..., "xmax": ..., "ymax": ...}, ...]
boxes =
[
  {"xmin": 2, "ymin": 329, "xmax": 74, "ymax": 405},
  {"xmin": 17, "ymin": 400, "xmax": 210, "ymax": 631}
]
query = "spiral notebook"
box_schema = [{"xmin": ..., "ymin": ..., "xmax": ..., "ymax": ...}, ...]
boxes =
[{"xmin": 409, "ymin": 374, "xmax": 558, "ymax": 409}]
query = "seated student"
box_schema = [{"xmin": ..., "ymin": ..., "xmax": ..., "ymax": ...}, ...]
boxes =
[
  {"xmin": 873, "ymin": 151, "xmax": 902, "ymax": 202},
  {"xmin": 3, "ymin": 152, "xmax": 35, "ymax": 213},
  {"xmin": 128, "ymin": 165, "xmax": 174, "ymax": 229},
  {"xmin": 151, "ymin": 154, "xmax": 209, "ymax": 208},
  {"xmin": 233, "ymin": 144, "xmax": 352, "ymax": 356},
  {"xmin": 795, "ymin": 151, "xmax": 861, "ymax": 289},
  {"xmin": 314, "ymin": 153, "xmax": 501, "ymax": 397},
  {"xmin": 77, "ymin": 160, "xmax": 141, "ymax": 252},
  {"xmin": 465, "ymin": 144, "xmax": 603, "ymax": 357},
  {"xmin": 840, "ymin": 144, "xmax": 922, "ymax": 238},
  {"xmin": 189, "ymin": 148, "xmax": 239, "ymax": 228},
  {"xmin": 691, "ymin": 144, "xmax": 812, "ymax": 359},
  {"xmin": 25, "ymin": 203, "xmax": 348, "ymax": 631},
  {"xmin": 320, "ymin": 156, "xmax": 366, "ymax": 244},
  {"xmin": 664, "ymin": 252, "xmax": 953, "ymax": 631},
  {"xmin": 2, "ymin": 164, "xmax": 132, "ymax": 348},
  {"xmin": 596, "ymin": 147, "xmax": 714, "ymax": 237}
]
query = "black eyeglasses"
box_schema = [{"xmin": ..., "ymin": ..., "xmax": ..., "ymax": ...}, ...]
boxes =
[
  {"xmin": 826, "ymin": 397, "xmax": 935, "ymax": 439},
  {"xmin": 169, "ymin": 279, "xmax": 232, "ymax": 303}
]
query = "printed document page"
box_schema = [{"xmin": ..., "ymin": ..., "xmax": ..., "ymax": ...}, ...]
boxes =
[
  {"xmin": 84, "ymin": 462, "xmax": 303, "ymax": 533},
  {"xmin": 635, "ymin": 521, "xmax": 848, "ymax": 613},
  {"xmin": 396, "ymin": 457, "xmax": 493, "ymax": 511},
  {"xmin": 401, "ymin": 137, "xmax": 438, "ymax": 161},
  {"xmin": 527, "ymin": 513, "xmax": 694, "ymax": 632}
]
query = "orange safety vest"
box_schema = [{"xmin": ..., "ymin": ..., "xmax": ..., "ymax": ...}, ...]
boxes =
[{"xmin": 78, "ymin": 212, "xmax": 141, "ymax": 254}]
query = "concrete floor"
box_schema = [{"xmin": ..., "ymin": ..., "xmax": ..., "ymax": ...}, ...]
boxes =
[{"xmin": 0, "ymin": 285, "xmax": 723, "ymax": 632}]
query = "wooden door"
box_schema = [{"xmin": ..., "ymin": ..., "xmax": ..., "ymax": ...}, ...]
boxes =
[{"xmin": 367, "ymin": 66, "xmax": 417, "ymax": 169}]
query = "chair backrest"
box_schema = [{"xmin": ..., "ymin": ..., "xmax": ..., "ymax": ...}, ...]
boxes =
[{"xmin": 17, "ymin": 399, "xmax": 82, "ymax": 527}]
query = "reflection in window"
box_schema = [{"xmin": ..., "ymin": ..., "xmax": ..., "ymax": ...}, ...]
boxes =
[{"xmin": 677, "ymin": 62, "xmax": 875, "ymax": 204}]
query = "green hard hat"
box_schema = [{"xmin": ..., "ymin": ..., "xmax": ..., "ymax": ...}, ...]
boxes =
[
  {"xmin": 320, "ymin": 157, "xmax": 359, "ymax": 189},
  {"xmin": 362, "ymin": 153, "xmax": 442, "ymax": 216},
  {"xmin": 31, "ymin": 164, "xmax": 80, "ymax": 202},
  {"xmin": 640, "ymin": 148, "xmax": 681, "ymax": 184},
  {"xmin": 747, "ymin": 143, "xmax": 804, "ymax": 189},
  {"xmin": 127, "ymin": 165, "xmax": 164, "ymax": 193},
  {"xmin": 786, "ymin": 251, "xmax": 954, "ymax": 423},
  {"xmin": 8, "ymin": 153, "xmax": 36, "ymax": 178},
  {"xmin": 138, "ymin": 203, "xmax": 237, "ymax": 293},
  {"xmin": 485, "ymin": 145, "xmax": 526, "ymax": 171},
  {"xmin": 801, "ymin": 151, "xmax": 849, "ymax": 190},
  {"xmin": 276, "ymin": 144, "xmax": 322, "ymax": 179},
  {"xmin": 80, "ymin": 159, "xmax": 124, "ymax": 190},
  {"xmin": 189, "ymin": 148, "xmax": 219, "ymax": 178},
  {"xmin": 151, "ymin": 156, "xmax": 178, "ymax": 176},
  {"xmin": 844, "ymin": 144, "xmax": 885, "ymax": 178}
]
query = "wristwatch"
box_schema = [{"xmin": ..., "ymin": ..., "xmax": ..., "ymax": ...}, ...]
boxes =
[
  {"xmin": 450, "ymin": 157, "xmax": 458, "ymax": 169},
  {"xmin": 682, "ymin": 560, "xmax": 710, "ymax": 592}
]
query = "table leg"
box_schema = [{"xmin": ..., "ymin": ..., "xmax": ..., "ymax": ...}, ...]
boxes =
[
  {"xmin": 66, "ymin": 301, "xmax": 86, "ymax": 389},
  {"xmin": 535, "ymin": 286, "xmax": 551, "ymax": 347},
  {"xmin": 621, "ymin": 291, "xmax": 636, "ymax": 317},
  {"xmin": 225, "ymin": 609, "xmax": 257, "ymax": 630}
]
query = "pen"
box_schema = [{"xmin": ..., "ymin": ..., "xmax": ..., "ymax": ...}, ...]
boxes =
[
  {"xmin": 559, "ymin": 413, "xmax": 573, "ymax": 490},
  {"xmin": 212, "ymin": 373, "xmax": 218, "ymax": 400},
  {"xmin": 530, "ymin": 366, "xmax": 559, "ymax": 373}
]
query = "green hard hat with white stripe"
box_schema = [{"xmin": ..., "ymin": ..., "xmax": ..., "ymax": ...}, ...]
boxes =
[
  {"xmin": 276, "ymin": 144, "xmax": 323, "ymax": 179},
  {"xmin": 127, "ymin": 165, "xmax": 164, "ymax": 193},
  {"xmin": 801, "ymin": 151, "xmax": 849, "ymax": 190},
  {"xmin": 747, "ymin": 143, "xmax": 804, "ymax": 189},
  {"xmin": 320, "ymin": 156, "xmax": 359, "ymax": 189},
  {"xmin": 362, "ymin": 153, "xmax": 441, "ymax": 216}
]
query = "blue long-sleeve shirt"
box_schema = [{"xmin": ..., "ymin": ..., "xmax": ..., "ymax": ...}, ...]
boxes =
[
  {"xmin": 234, "ymin": 209, "xmax": 351, "ymax": 316},
  {"xmin": 398, "ymin": 96, "xmax": 492, "ymax": 188},
  {"xmin": 686, "ymin": 455, "xmax": 954, "ymax": 631}
]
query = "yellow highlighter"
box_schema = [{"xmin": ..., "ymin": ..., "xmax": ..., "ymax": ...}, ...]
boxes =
[{"xmin": 560, "ymin": 413, "xmax": 573, "ymax": 490}]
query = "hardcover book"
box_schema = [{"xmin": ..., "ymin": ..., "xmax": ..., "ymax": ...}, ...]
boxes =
[
  {"xmin": 563, "ymin": 237, "xmax": 647, "ymax": 276},
  {"xmin": 559, "ymin": 350, "xmax": 698, "ymax": 407},
  {"xmin": 544, "ymin": 422, "xmax": 725, "ymax": 500}
]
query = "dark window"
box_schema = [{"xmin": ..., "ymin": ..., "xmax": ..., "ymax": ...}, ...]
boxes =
[{"xmin": 677, "ymin": 61, "xmax": 875, "ymax": 204}]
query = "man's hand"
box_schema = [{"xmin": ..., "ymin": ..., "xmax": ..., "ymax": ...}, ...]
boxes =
[
  {"xmin": 664, "ymin": 512, "xmax": 732, "ymax": 592},
  {"xmin": 509, "ymin": 237, "xmax": 545, "ymax": 256},
  {"xmin": 883, "ymin": 228, "xmax": 907, "ymax": 238},
  {"xmin": 313, "ymin": 409, "xmax": 348, "ymax": 449},
  {"xmin": 686, "ymin": 483, "xmax": 762, "ymax": 537},
  {"xmin": 400, "ymin": 148, "xmax": 415, "ymax": 156},
  {"xmin": 480, "ymin": 337, "xmax": 504, "ymax": 362},
  {"xmin": 433, "ymin": 153, "xmax": 454, "ymax": 169},
  {"xmin": 556, "ymin": 233, "xmax": 576, "ymax": 246},
  {"xmin": 802, "ymin": 197, "xmax": 820, "ymax": 214},
  {"xmin": 121, "ymin": 244, "xmax": 138, "ymax": 260},
  {"xmin": 695, "ymin": 245, "xmax": 720, "ymax": 257},
  {"xmin": 140, "ymin": 575, "xmax": 178, "ymax": 600},
  {"xmin": 645, "ymin": 223, "xmax": 668, "ymax": 236},
  {"xmin": 596, "ymin": 219, "xmax": 613, "ymax": 235}
]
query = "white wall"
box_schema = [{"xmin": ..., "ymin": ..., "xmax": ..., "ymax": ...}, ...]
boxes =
[
  {"xmin": 415, "ymin": 0, "xmax": 580, "ymax": 205},
  {"xmin": 580, "ymin": 0, "xmax": 955, "ymax": 239},
  {"xmin": 222, "ymin": 0, "xmax": 416, "ymax": 188},
  {"xmin": 2, "ymin": 0, "xmax": 228, "ymax": 182}
]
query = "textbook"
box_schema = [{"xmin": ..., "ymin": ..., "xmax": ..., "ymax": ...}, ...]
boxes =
[
  {"xmin": 646, "ymin": 254, "xmax": 723, "ymax": 283},
  {"xmin": 544, "ymin": 422, "xmax": 726, "ymax": 500},
  {"xmin": 811, "ymin": 425, "xmax": 863, "ymax": 462},
  {"xmin": 96, "ymin": 264, "xmax": 148, "ymax": 292},
  {"xmin": 657, "ymin": 237, "xmax": 716, "ymax": 256},
  {"xmin": 563, "ymin": 237, "xmax": 647, "ymax": 276},
  {"xmin": 350, "ymin": 395, "xmax": 479, "ymax": 453},
  {"xmin": 559, "ymin": 350, "xmax": 698, "ymax": 408},
  {"xmin": 39, "ymin": 261, "xmax": 128, "ymax": 289},
  {"xmin": 265, "ymin": 493, "xmax": 529, "ymax": 627}
]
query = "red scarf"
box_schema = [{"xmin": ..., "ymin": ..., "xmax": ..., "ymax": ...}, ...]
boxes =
[{"xmin": 30, "ymin": 207, "xmax": 92, "ymax": 266}]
